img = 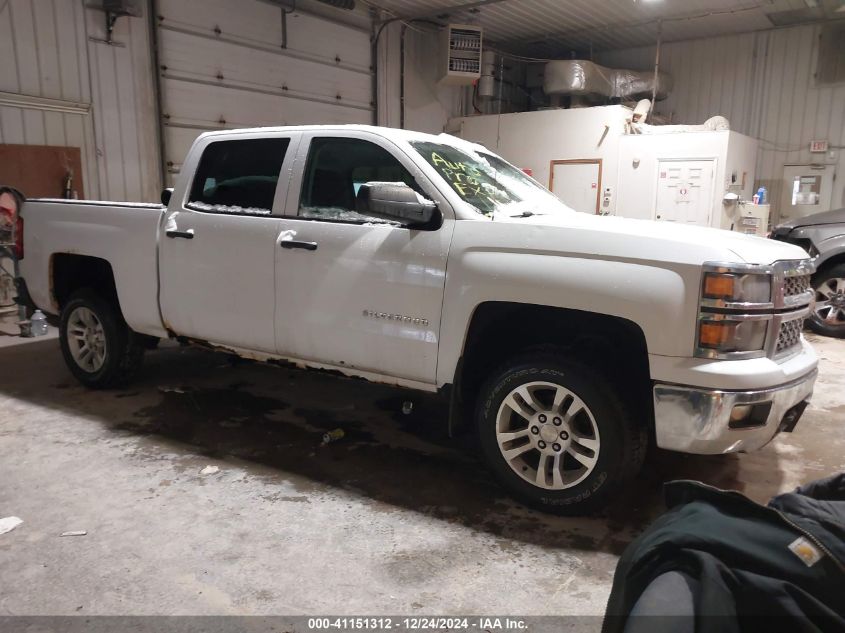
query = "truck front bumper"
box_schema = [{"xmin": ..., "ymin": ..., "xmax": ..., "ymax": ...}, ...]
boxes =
[{"xmin": 653, "ymin": 368, "xmax": 817, "ymax": 454}]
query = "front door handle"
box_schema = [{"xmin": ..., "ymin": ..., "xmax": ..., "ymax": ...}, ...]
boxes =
[
  {"xmin": 166, "ymin": 230, "xmax": 194, "ymax": 239},
  {"xmin": 280, "ymin": 240, "xmax": 318, "ymax": 251}
]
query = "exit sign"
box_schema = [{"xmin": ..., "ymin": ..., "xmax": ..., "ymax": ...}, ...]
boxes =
[{"xmin": 810, "ymin": 140, "xmax": 829, "ymax": 153}]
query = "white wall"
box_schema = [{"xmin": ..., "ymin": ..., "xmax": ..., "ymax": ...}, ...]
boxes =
[
  {"xmin": 377, "ymin": 24, "xmax": 531, "ymax": 134},
  {"xmin": 451, "ymin": 106, "xmax": 631, "ymax": 215},
  {"xmin": 616, "ymin": 130, "xmax": 757, "ymax": 229},
  {"xmin": 597, "ymin": 24, "xmax": 845, "ymax": 222},
  {"xmin": 0, "ymin": 0, "xmax": 160, "ymax": 202},
  {"xmin": 377, "ymin": 22, "xmax": 470, "ymax": 133}
]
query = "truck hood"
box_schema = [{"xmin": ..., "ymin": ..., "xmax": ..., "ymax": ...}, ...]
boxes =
[{"xmin": 494, "ymin": 211, "xmax": 810, "ymax": 265}]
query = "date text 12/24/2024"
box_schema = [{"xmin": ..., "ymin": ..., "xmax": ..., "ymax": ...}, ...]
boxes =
[{"xmin": 308, "ymin": 618, "xmax": 528, "ymax": 630}]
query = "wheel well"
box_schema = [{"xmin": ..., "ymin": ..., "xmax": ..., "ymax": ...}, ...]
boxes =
[
  {"xmin": 815, "ymin": 252, "xmax": 845, "ymax": 277},
  {"xmin": 51, "ymin": 254, "xmax": 119, "ymax": 312},
  {"xmin": 454, "ymin": 302, "xmax": 653, "ymax": 435}
]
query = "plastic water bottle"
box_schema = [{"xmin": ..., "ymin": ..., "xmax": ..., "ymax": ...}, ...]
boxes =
[
  {"xmin": 31, "ymin": 310, "xmax": 48, "ymax": 336},
  {"xmin": 756, "ymin": 187, "xmax": 767, "ymax": 205}
]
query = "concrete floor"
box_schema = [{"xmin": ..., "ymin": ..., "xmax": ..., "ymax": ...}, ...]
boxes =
[{"xmin": 0, "ymin": 327, "xmax": 843, "ymax": 617}]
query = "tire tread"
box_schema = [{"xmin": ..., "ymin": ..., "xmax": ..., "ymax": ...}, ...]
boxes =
[
  {"xmin": 59, "ymin": 289, "xmax": 144, "ymax": 389},
  {"xmin": 476, "ymin": 351, "xmax": 646, "ymax": 515}
]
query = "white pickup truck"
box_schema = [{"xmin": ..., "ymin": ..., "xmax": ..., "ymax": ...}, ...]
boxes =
[{"xmin": 17, "ymin": 125, "xmax": 818, "ymax": 513}]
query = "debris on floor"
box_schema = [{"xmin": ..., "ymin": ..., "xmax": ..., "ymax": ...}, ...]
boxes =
[
  {"xmin": 402, "ymin": 401, "xmax": 414, "ymax": 415},
  {"xmin": 60, "ymin": 530, "xmax": 87, "ymax": 537},
  {"xmin": 159, "ymin": 386, "xmax": 188, "ymax": 394},
  {"xmin": 321, "ymin": 428, "xmax": 345, "ymax": 446},
  {"xmin": 200, "ymin": 465, "xmax": 220, "ymax": 475},
  {"xmin": 0, "ymin": 516, "xmax": 23, "ymax": 535}
]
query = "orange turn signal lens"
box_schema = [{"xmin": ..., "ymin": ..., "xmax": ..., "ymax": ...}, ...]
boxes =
[
  {"xmin": 699, "ymin": 321, "xmax": 736, "ymax": 348},
  {"xmin": 703, "ymin": 273, "xmax": 736, "ymax": 299}
]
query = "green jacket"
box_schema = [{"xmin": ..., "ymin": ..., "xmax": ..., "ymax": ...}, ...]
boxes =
[{"xmin": 603, "ymin": 475, "xmax": 845, "ymax": 633}]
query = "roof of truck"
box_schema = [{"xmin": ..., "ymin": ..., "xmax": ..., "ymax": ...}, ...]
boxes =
[{"xmin": 200, "ymin": 124, "xmax": 490, "ymax": 153}]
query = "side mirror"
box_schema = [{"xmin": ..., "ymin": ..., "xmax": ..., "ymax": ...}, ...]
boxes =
[
  {"xmin": 356, "ymin": 182, "xmax": 437, "ymax": 225},
  {"xmin": 161, "ymin": 188, "xmax": 174, "ymax": 206}
]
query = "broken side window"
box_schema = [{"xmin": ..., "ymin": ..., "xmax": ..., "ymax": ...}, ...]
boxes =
[
  {"xmin": 298, "ymin": 137, "xmax": 420, "ymax": 225},
  {"xmin": 187, "ymin": 138, "xmax": 290, "ymax": 215}
]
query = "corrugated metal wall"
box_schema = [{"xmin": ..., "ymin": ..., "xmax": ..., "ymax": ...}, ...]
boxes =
[
  {"xmin": 84, "ymin": 2, "xmax": 160, "ymax": 202},
  {"xmin": 597, "ymin": 24, "xmax": 845, "ymax": 221},
  {"xmin": 0, "ymin": 0, "xmax": 98, "ymax": 196},
  {"xmin": 0, "ymin": 0, "xmax": 160, "ymax": 202}
]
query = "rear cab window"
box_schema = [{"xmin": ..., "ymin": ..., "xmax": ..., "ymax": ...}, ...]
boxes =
[{"xmin": 187, "ymin": 138, "xmax": 290, "ymax": 216}]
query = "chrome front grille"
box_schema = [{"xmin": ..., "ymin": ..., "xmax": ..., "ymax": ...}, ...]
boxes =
[
  {"xmin": 784, "ymin": 274, "xmax": 811, "ymax": 299},
  {"xmin": 776, "ymin": 317, "xmax": 804, "ymax": 355},
  {"xmin": 774, "ymin": 260, "xmax": 815, "ymax": 309}
]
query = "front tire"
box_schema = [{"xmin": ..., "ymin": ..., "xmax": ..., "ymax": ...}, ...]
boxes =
[
  {"xmin": 807, "ymin": 264, "xmax": 845, "ymax": 338},
  {"xmin": 59, "ymin": 289, "xmax": 144, "ymax": 388},
  {"xmin": 476, "ymin": 354, "xmax": 646, "ymax": 515}
]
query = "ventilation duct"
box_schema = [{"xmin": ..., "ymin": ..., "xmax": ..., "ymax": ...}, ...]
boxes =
[
  {"xmin": 634, "ymin": 116, "xmax": 732, "ymax": 135},
  {"xmin": 544, "ymin": 60, "xmax": 672, "ymax": 101}
]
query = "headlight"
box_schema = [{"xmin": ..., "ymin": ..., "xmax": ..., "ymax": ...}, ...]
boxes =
[
  {"xmin": 697, "ymin": 316, "xmax": 769, "ymax": 356},
  {"xmin": 701, "ymin": 271, "xmax": 772, "ymax": 306},
  {"xmin": 697, "ymin": 263, "xmax": 775, "ymax": 360},
  {"xmin": 696, "ymin": 260, "xmax": 814, "ymax": 360}
]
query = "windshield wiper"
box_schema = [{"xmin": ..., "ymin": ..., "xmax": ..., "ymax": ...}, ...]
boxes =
[{"xmin": 510, "ymin": 211, "xmax": 545, "ymax": 218}]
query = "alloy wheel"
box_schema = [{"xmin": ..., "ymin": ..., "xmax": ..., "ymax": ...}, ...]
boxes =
[
  {"xmin": 814, "ymin": 277, "xmax": 845, "ymax": 326},
  {"xmin": 495, "ymin": 381, "xmax": 601, "ymax": 490},
  {"xmin": 66, "ymin": 306, "xmax": 107, "ymax": 373}
]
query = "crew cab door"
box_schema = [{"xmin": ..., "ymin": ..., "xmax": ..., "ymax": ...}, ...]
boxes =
[
  {"xmin": 274, "ymin": 132, "xmax": 455, "ymax": 385},
  {"xmin": 159, "ymin": 132, "xmax": 300, "ymax": 352}
]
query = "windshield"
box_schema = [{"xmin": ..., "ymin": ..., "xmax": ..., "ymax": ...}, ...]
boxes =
[{"xmin": 410, "ymin": 140, "xmax": 574, "ymax": 218}]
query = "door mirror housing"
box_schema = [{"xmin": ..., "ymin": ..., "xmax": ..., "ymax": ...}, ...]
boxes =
[
  {"xmin": 356, "ymin": 182, "xmax": 437, "ymax": 225},
  {"xmin": 161, "ymin": 187, "xmax": 174, "ymax": 206}
]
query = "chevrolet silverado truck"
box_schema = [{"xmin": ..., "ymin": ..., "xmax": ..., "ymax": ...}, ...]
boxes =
[{"xmin": 16, "ymin": 125, "xmax": 819, "ymax": 513}]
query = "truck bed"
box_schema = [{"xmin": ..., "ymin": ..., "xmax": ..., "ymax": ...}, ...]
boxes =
[{"xmin": 19, "ymin": 198, "xmax": 168, "ymax": 338}]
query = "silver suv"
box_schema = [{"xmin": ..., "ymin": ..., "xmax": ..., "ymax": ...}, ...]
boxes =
[{"xmin": 771, "ymin": 208, "xmax": 845, "ymax": 338}]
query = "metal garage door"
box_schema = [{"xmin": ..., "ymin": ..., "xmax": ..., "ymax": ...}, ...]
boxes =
[{"xmin": 155, "ymin": 0, "xmax": 372, "ymax": 180}]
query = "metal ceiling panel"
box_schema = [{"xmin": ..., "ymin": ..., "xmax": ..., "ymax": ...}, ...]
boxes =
[{"xmin": 371, "ymin": 0, "xmax": 840, "ymax": 54}]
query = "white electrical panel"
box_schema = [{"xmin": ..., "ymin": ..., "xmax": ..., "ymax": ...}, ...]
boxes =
[{"xmin": 440, "ymin": 24, "xmax": 483, "ymax": 85}]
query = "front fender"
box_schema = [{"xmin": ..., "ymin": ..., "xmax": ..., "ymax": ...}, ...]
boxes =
[
  {"xmin": 436, "ymin": 248, "xmax": 698, "ymax": 386},
  {"xmin": 815, "ymin": 234, "xmax": 845, "ymax": 271}
]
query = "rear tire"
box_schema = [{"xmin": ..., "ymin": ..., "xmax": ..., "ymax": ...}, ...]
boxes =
[
  {"xmin": 59, "ymin": 289, "xmax": 144, "ymax": 388},
  {"xmin": 475, "ymin": 354, "xmax": 646, "ymax": 515},
  {"xmin": 807, "ymin": 263, "xmax": 845, "ymax": 338}
]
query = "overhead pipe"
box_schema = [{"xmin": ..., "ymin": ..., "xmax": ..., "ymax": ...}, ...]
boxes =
[
  {"xmin": 148, "ymin": 0, "xmax": 168, "ymax": 189},
  {"xmin": 650, "ymin": 19, "xmax": 662, "ymax": 123},
  {"xmin": 371, "ymin": 0, "xmax": 511, "ymax": 125},
  {"xmin": 280, "ymin": 1, "xmax": 295, "ymax": 49},
  {"xmin": 400, "ymin": 23, "xmax": 407, "ymax": 129}
]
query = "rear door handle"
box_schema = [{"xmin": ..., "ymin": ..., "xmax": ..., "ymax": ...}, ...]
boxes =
[
  {"xmin": 280, "ymin": 240, "xmax": 318, "ymax": 251},
  {"xmin": 166, "ymin": 230, "xmax": 194, "ymax": 239}
]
